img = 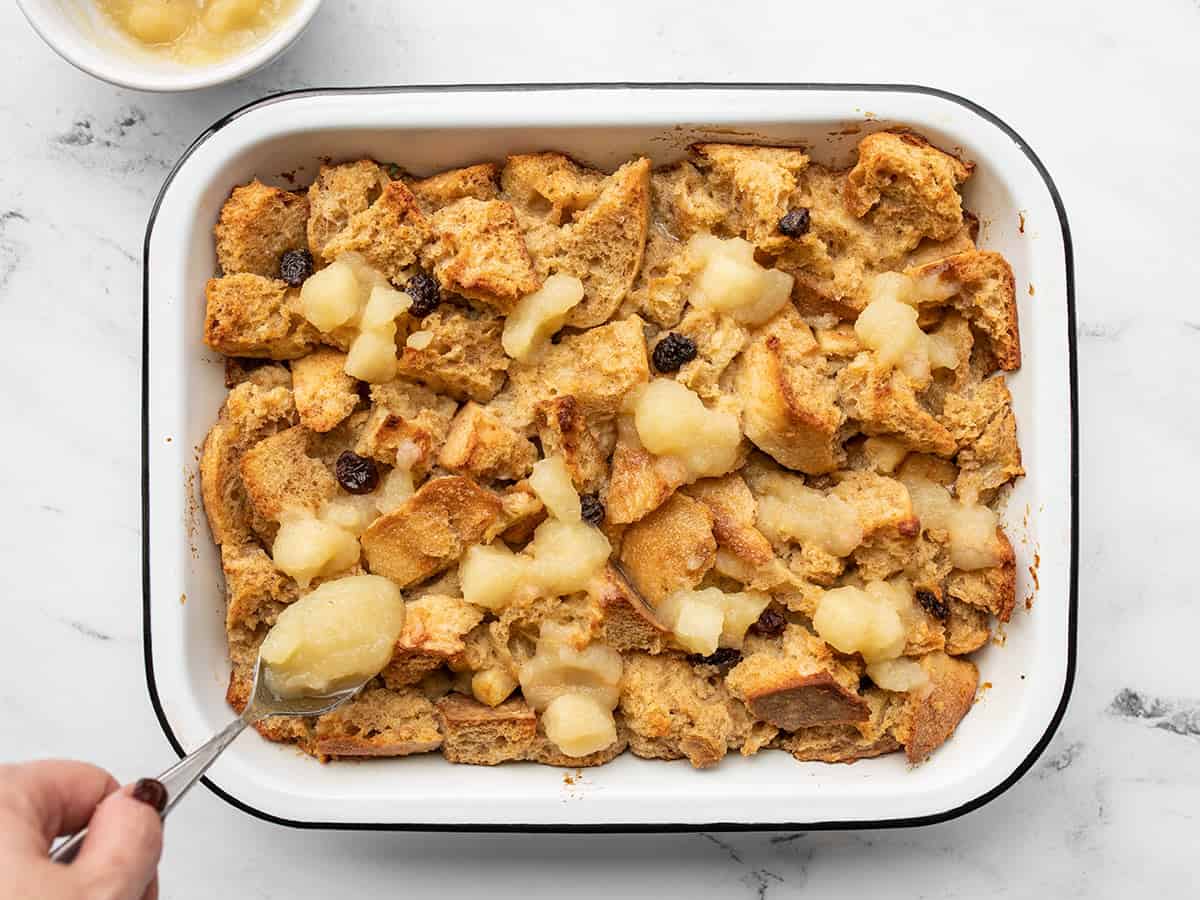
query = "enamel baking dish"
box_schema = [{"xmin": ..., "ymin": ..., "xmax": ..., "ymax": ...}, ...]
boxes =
[{"xmin": 143, "ymin": 84, "xmax": 1077, "ymax": 831}]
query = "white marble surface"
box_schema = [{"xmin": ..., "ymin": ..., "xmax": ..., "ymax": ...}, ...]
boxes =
[{"xmin": 1, "ymin": 0, "xmax": 1197, "ymax": 896}]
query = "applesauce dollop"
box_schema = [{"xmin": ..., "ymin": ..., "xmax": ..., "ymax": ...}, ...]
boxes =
[{"xmin": 259, "ymin": 575, "xmax": 405, "ymax": 699}]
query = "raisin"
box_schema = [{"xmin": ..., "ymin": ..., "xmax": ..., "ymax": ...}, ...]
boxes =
[
  {"xmin": 651, "ymin": 332, "xmax": 697, "ymax": 373},
  {"xmin": 279, "ymin": 249, "xmax": 314, "ymax": 286},
  {"xmin": 750, "ymin": 606, "xmax": 787, "ymax": 637},
  {"xmin": 915, "ymin": 589, "xmax": 949, "ymax": 621},
  {"xmin": 777, "ymin": 208, "xmax": 811, "ymax": 237},
  {"xmin": 335, "ymin": 451, "xmax": 380, "ymax": 495},
  {"xmin": 580, "ymin": 494, "xmax": 605, "ymax": 527},
  {"xmin": 405, "ymin": 272, "xmax": 441, "ymax": 318},
  {"xmin": 687, "ymin": 647, "xmax": 742, "ymax": 670}
]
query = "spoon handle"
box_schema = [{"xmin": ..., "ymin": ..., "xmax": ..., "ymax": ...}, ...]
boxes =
[{"xmin": 49, "ymin": 714, "xmax": 250, "ymax": 863}]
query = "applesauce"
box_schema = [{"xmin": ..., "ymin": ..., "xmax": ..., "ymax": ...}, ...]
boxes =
[{"xmin": 91, "ymin": 0, "xmax": 301, "ymax": 65}]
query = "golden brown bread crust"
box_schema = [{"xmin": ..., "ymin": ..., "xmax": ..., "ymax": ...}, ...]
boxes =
[
  {"xmin": 395, "ymin": 307, "xmax": 510, "ymax": 403},
  {"xmin": 605, "ymin": 425, "xmax": 689, "ymax": 525},
  {"xmin": 320, "ymin": 180, "xmax": 430, "ymax": 282},
  {"xmin": 436, "ymin": 694, "xmax": 537, "ymax": 765},
  {"xmin": 313, "ymin": 687, "xmax": 443, "ymax": 759},
  {"xmin": 421, "ymin": 198, "xmax": 540, "ymax": 311},
  {"xmin": 361, "ymin": 476, "xmax": 502, "ymax": 586},
  {"xmin": 619, "ymin": 652, "xmax": 751, "ymax": 768},
  {"xmin": 215, "ymin": 180, "xmax": 310, "ymax": 278},
  {"xmin": 895, "ymin": 651, "xmax": 979, "ymax": 762},
  {"xmin": 588, "ymin": 564, "xmax": 669, "ymax": 654},
  {"xmin": 501, "ymin": 152, "xmax": 606, "ymax": 225},
  {"xmin": 906, "ymin": 250, "xmax": 1020, "ymax": 371},
  {"xmin": 239, "ymin": 426, "xmax": 338, "ymax": 522},
  {"xmin": 306, "ymin": 160, "xmax": 390, "ymax": 257},
  {"xmin": 200, "ymin": 382, "xmax": 297, "ymax": 546},
  {"xmin": 438, "ymin": 401, "xmax": 537, "ymax": 482},
  {"xmin": 618, "ymin": 493, "xmax": 716, "ymax": 605},
  {"xmin": 355, "ymin": 378, "xmax": 457, "ymax": 471},
  {"xmin": 408, "ymin": 163, "xmax": 499, "ymax": 212},
  {"xmin": 691, "ymin": 142, "xmax": 809, "ymax": 248},
  {"xmin": 735, "ymin": 310, "xmax": 846, "ymax": 474},
  {"xmin": 204, "ymin": 274, "xmax": 319, "ymax": 360},
  {"xmin": 726, "ymin": 626, "xmax": 869, "ymax": 730},
  {"xmin": 685, "ymin": 474, "xmax": 776, "ymax": 570},
  {"xmin": 844, "ymin": 131, "xmax": 972, "ymax": 245},
  {"xmin": 836, "ymin": 354, "xmax": 957, "ymax": 456},
  {"xmin": 381, "ymin": 595, "xmax": 485, "ymax": 688},
  {"xmin": 290, "ymin": 348, "xmax": 358, "ymax": 433},
  {"xmin": 534, "ymin": 395, "xmax": 609, "ymax": 494}
]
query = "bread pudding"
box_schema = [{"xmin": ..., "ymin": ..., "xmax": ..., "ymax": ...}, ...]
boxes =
[{"xmin": 200, "ymin": 131, "xmax": 1024, "ymax": 768}]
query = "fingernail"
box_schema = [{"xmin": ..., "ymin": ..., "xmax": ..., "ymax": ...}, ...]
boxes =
[{"xmin": 132, "ymin": 778, "xmax": 167, "ymax": 813}]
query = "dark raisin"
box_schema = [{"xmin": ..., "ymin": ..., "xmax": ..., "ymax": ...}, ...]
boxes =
[
  {"xmin": 335, "ymin": 451, "xmax": 380, "ymax": 494},
  {"xmin": 687, "ymin": 647, "xmax": 743, "ymax": 670},
  {"xmin": 751, "ymin": 606, "xmax": 787, "ymax": 637},
  {"xmin": 651, "ymin": 332, "xmax": 698, "ymax": 373},
  {"xmin": 915, "ymin": 589, "xmax": 949, "ymax": 620},
  {"xmin": 279, "ymin": 249, "xmax": 314, "ymax": 286},
  {"xmin": 405, "ymin": 272, "xmax": 441, "ymax": 318},
  {"xmin": 777, "ymin": 207, "xmax": 811, "ymax": 237},
  {"xmin": 580, "ymin": 494, "xmax": 605, "ymax": 527}
]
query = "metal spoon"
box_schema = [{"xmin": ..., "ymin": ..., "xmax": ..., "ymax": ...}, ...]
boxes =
[{"xmin": 49, "ymin": 659, "xmax": 364, "ymax": 863}]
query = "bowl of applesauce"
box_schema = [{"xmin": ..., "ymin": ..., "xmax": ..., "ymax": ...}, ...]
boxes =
[{"xmin": 17, "ymin": 0, "xmax": 323, "ymax": 91}]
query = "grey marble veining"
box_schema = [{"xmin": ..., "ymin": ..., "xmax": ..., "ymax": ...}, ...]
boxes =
[{"xmin": 1, "ymin": 0, "xmax": 1197, "ymax": 897}]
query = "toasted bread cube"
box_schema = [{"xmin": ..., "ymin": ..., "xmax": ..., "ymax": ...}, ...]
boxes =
[
  {"xmin": 669, "ymin": 307, "xmax": 750, "ymax": 401},
  {"xmin": 221, "ymin": 542, "xmax": 298, "ymax": 655},
  {"xmin": 527, "ymin": 723, "xmax": 628, "ymax": 768},
  {"xmin": 214, "ymin": 180, "xmax": 310, "ymax": 277},
  {"xmin": 893, "ymin": 651, "xmax": 978, "ymax": 762},
  {"xmin": 605, "ymin": 424, "xmax": 688, "ymax": 525},
  {"xmin": 319, "ymin": 180, "xmax": 429, "ymax": 283},
  {"xmin": 313, "ymin": 687, "xmax": 442, "ymax": 758},
  {"xmin": 905, "ymin": 250, "xmax": 1020, "ymax": 370},
  {"xmin": 587, "ymin": 564, "xmax": 669, "ymax": 654},
  {"xmin": 239, "ymin": 426, "xmax": 338, "ymax": 522},
  {"xmin": 946, "ymin": 558, "xmax": 1017, "ymax": 622},
  {"xmin": 778, "ymin": 688, "xmax": 904, "ymax": 763},
  {"xmin": 355, "ymin": 378, "xmax": 457, "ymax": 471},
  {"xmin": 290, "ymin": 348, "xmax": 358, "ymax": 432},
  {"xmin": 500, "ymin": 152, "xmax": 606, "ymax": 224},
  {"xmin": 726, "ymin": 625, "xmax": 869, "ymax": 730},
  {"xmin": 844, "ymin": 132, "xmax": 972, "ymax": 246},
  {"xmin": 505, "ymin": 315, "xmax": 650, "ymax": 426},
  {"xmin": 306, "ymin": 160, "xmax": 390, "ymax": 257},
  {"xmin": 436, "ymin": 694, "xmax": 537, "ymax": 765},
  {"xmin": 381, "ymin": 594, "xmax": 485, "ymax": 687},
  {"xmin": 421, "ymin": 198, "xmax": 540, "ymax": 311},
  {"xmin": 408, "ymin": 163, "xmax": 499, "ymax": 212},
  {"xmin": 534, "ymin": 395, "xmax": 609, "ymax": 494},
  {"xmin": 618, "ymin": 493, "xmax": 716, "ymax": 605},
  {"xmin": 830, "ymin": 470, "xmax": 918, "ymax": 540},
  {"xmin": 837, "ymin": 354, "xmax": 957, "ymax": 456},
  {"xmin": 685, "ymin": 474, "xmax": 776, "ymax": 570},
  {"xmin": 618, "ymin": 652, "xmax": 751, "ymax": 768},
  {"xmin": 692, "ymin": 142, "xmax": 810, "ymax": 247},
  {"xmin": 200, "ymin": 382, "xmax": 297, "ymax": 546},
  {"xmin": 735, "ymin": 309, "xmax": 846, "ymax": 474},
  {"xmin": 395, "ymin": 308, "xmax": 510, "ymax": 403},
  {"xmin": 944, "ymin": 598, "xmax": 992, "ymax": 654},
  {"xmin": 204, "ymin": 274, "xmax": 318, "ymax": 359},
  {"xmin": 361, "ymin": 476, "xmax": 502, "ymax": 587},
  {"xmin": 551, "ymin": 158, "xmax": 651, "ymax": 328},
  {"xmin": 940, "ymin": 375, "xmax": 1024, "ymax": 503},
  {"xmin": 438, "ymin": 402, "xmax": 537, "ymax": 481}
]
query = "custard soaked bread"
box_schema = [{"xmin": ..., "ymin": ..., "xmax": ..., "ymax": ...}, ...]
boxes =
[{"xmin": 200, "ymin": 130, "xmax": 1025, "ymax": 768}]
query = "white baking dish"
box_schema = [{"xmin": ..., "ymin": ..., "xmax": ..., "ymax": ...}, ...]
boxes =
[{"xmin": 143, "ymin": 84, "xmax": 1077, "ymax": 831}]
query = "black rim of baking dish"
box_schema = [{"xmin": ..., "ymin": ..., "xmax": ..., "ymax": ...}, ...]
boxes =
[{"xmin": 142, "ymin": 82, "xmax": 1078, "ymax": 833}]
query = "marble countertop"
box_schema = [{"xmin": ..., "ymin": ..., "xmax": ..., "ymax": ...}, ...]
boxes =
[{"xmin": 1, "ymin": 0, "xmax": 1197, "ymax": 896}]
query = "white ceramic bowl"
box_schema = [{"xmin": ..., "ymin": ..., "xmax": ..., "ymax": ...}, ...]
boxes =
[
  {"xmin": 17, "ymin": 0, "xmax": 323, "ymax": 92},
  {"xmin": 144, "ymin": 85, "xmax": 1078, "ymax": 831}
]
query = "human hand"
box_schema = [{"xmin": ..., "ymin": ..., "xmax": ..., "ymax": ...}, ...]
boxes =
[{"xmin": 0, "ymin": 761, "xmax": 163, "ymax": 900}]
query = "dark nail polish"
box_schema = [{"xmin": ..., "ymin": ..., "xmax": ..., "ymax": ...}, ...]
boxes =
[{"xmin": 132, "ymin": 778, "xmax": 167, "ymax": 813}]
